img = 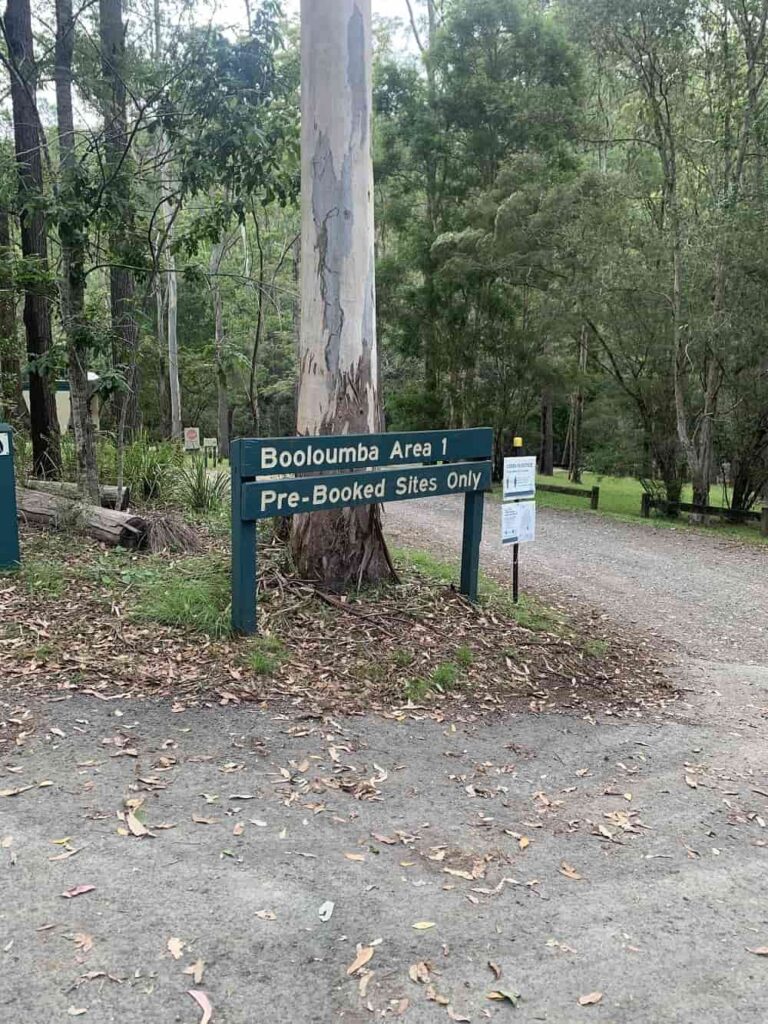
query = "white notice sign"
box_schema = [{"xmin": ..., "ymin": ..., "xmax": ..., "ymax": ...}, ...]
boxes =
[
  {"xmin": 503, "ymin": 456, "xmax": 536, "ymax": 500},
  {"xmin": 184, "ymin": 427, "xmax": 201, "ymax": 451},
  {"xmin": 0, "ymin": 432, "xmax": 9, "ymax": 457},
  {"xmin": 203, "ymin": 437, "xmax": 218, "ymax": 450},
  {"xmin": 501, "ymin": 500, "xmax": 536, "ymax": 545}
]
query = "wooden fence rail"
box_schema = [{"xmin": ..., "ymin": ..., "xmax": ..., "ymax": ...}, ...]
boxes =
[
  {"xmin": 538, "ymin": 483, "xmax": 600, "ymax": 510},
  {"xmin": 641, "ymin": 494, "xmax": 768, "ymax": 535}
]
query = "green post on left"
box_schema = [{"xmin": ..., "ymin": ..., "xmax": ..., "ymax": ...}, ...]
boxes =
[{"xmin": 0, "ymin": 424, "xmax": 20, "ymax": 569}]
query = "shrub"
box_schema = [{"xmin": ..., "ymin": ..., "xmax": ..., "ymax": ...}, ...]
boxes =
[
  {"xmin": 175, "ymin": 457, "xmax": 229, "ymax": 513},
  {"xmin": 133, "ymin": 556, "xmax": 231, "ymax": 637},
  {"xmin": 123, "ymin": 432, "xmax": 183, "ymax": 501}
]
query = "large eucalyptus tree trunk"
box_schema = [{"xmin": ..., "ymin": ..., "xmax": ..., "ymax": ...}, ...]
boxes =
[
  {"xmin": 292, "ymin": 0, "xmax": 394, "ymax": 585},
  {"xmin": 5, "ymin": 0, "xmax": 61, "ymax": 477}
]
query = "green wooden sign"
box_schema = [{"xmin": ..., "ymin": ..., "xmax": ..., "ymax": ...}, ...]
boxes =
[
  {"xmin": 0, "ymin": 424, "xmax": 20, "ymax": 570},
  {"xmin": 231, "ymin": 428, "xmax": 493, "ymax": 634}
]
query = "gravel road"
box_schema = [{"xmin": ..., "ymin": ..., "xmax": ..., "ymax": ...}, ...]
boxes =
[
  {"xmin": 3, "ymin": 499, "xmax": 768, "ymax": 1023},
  {"xmin": 386, "ymin": 496, "xmax": 768, "ymax": 664}
]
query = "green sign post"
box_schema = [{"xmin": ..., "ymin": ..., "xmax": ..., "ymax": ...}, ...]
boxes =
[
  {"xmin": 0, "ymin": 424, "xmax": 20, "ymax": 570},
  {"xmin": 231, "ymin": 428, "xmax": 493, "ymax": 634}
]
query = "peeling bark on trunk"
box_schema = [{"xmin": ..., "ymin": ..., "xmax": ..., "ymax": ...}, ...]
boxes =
[
  {"xmin": 293, "ymin": 0, "xmax": 394, "ymax": 586},
  {"xmin": 56, "ymin": 0, "xmax": 100, "ymax": 501},
  {"xmin": 5, "ymin": 0, "xmax": 61, "ymax": 477}
]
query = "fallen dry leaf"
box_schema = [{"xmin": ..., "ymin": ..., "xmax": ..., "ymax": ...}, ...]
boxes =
[
  {"xmin": 488, "ymin": 989, "xmax": 520, "ymax": 1006},
  {"xmin": 318, "ymin": 901, "xmax": 335, "ymax": 922},
  {"xmin": 359, "ymin": 970, "xmax": 374, "ymax": 998},
  {"xmin": 747, "ymin": 947, "xmax": 768, "ymax": 956},
  {"xmin": 412, "ymin": 921, "xmax": 436, "ymax": 930},
  {"xmin": 347, "ymin": 946, "xmax": 375, "ymax": 975},
  {"xmin": 188, "ymin": 989, "xmax": 213, "ymax": 1024},
  {"xmin": 344, "ymin": 852, "xmax": 366, "ymax": 862},
  {"xmin": 578, "ymin": 992, "xmax": 603, "ymax": 1006},
  {"xmin": 519, "ymin": 836, "xmax": 530, "ymax": 850},
  {"xmin": 73, "ymin": 933, "xmax": 94, "ymax": 954},
  {"xmin": 426, "ymin": 985, "xmax": 449, "ymax": 1006},
  {"xmin": 67, "ymin": 1008, "xmax": 87, "ymax": 1017},
  {"xmin": 255, "ymin": 910, "xmax": 276, "ymax": 921},
  {"xmin": 559, "ymin": 862, "xmax": 582, "ymax": 881},
  {"xmin": 488, "ymin": 961, "xmax": 502, "ymax": 981},
  {"xmin": 232, "ymin": 822, "xmax": 245, "ymax": 836},
  {"xmin": 0, "ymin": 785, "xmax": 34, "ymax": 798},
  {"xmin": 392, "ymin": 998, "xmax": 409, "ymax": 1015},
  {"xmin": 61, "ymin": 886, "xmax": 95, "ymax": 900},
  {"xmin": 409, "ymin": 961, "xmax": 430, "ymax": 984},
  {"xmin": 685, "ymin": 775, "xmax": 698, "ymax": 789},
  {"xmin": 167, "ymin": 937, "xmax": 185, "ymax": 960},
  {"xmin": 183, "ymin": 960, "xmax": 205, "ymax": 984},
  {"xmin": 125, "ymin": 811, "xmax": 149, "ymax": 838}
]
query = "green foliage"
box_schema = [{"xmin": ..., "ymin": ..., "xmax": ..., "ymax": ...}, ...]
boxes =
[
  {"xmin": 133, "ymin": 555, "xmax": 231, "ymax": 637},
  {"xmin": 175, "ymin": 457, "xmax": 229, "ymax": 513},
  {"xmin": 21, "ymin": 560, "xmax": 67, "ymax": 598},
  {"xmin": 122, "ymin": 434, "xmax": 183, "ymax": 502},
  {"xmin": 404, "ymin": 661, "xmax": 460, "ymax": 701},
  {"xmin": 244, "ymin": 634, "xmax": 286, "ymax": 675}
]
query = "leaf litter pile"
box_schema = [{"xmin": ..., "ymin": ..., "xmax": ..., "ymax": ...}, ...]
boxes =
[{"xmin": 1, "ymin": 524, "xmax": 674, "ymax": 749}]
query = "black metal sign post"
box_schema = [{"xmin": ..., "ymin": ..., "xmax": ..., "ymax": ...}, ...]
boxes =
[{"xmin": 231, "ymin": 428, "xmax": 493, "ymax": 635}]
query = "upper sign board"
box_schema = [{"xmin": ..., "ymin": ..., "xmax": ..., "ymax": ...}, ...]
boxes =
[
  {"xmin": 236, "ymin": 428, "xmax": 493, "ymax": 477},
  {"xmin": 503, "ymin": 455, "xmax": 536, "ymax": 500}
]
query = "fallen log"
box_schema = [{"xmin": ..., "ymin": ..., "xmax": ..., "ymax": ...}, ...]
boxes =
[
  {"xmin": 16, "ymin": 487, "xmax": 148, "ymax": 549},
  {"xmin": 24, "ymin": 478, "xmax": 131, "ymax": 511}
]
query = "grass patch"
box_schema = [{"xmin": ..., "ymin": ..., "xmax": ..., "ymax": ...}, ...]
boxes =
[
  {"xmin": 583, "ymin": 638, "xmax": 609, "ymax": 658},
  {"xmin": 21, "ymin": 560, "xmax": 68, "ymax": 598},
  {"xmin": 405, "ymin": 661, "xmax": 461, "ymax": 701},
  {"xmin": 455, "ymin": 645, "xmax": 474, "ymax": 668},
  {"xmin": 392, "ymin": 546, "xmax": 562, "ymax": 634},
  {"xmin": 491, "ymin": 468, "xmax": 766, "ymax": 545},
  {"xmin": 391, "ymin": 649, "xmax": 415, "ymax": 668},
  {"xmin": 243, "ymin": 635, "xmax": 286, "ymax": 675},
  {"xmin": 132, "ymin": 555, "xmax": 231, "ymax": 637}
]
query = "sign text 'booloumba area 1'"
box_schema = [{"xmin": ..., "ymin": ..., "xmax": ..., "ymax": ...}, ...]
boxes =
[{"xmin": 231, "ymin": 428, "xmax": 493, "ymax": 634}]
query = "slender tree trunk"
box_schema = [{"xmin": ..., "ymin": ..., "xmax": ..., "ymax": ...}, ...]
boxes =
[
  {"xmin": 100, "ymin": 0, "xmax": 139, "ymax": 442},
  {"xmin": 293, "ymin": 0, "xmax": 394, "ymax": 585},
  {"xmin": 210, "ymin": 240, "xmax": 230, "ymax": 458},
  {"xmin": 55, "ymin": 0, "xmax": 100, "ymax": 500},
  {"xmin": 165, "ymin": 198, "xmax": 181, "ymax": 439},
  {"xmin": 568, "ymin": 327, "xmax": 587, "ymax": 484},
  {"xmin": 539, "ymin": 388, "xmax": 554, "ymax": 476},
  {"xmin": 5, "ymin": 0, "xmax": 61, "ymax": 477},
  {"xmin": 154, "ymin": 274, "xmax": 171, "ymax": 435},
  {"xmin": 0, "ymin": 208, "xmax": 27, "ymax": 426}
]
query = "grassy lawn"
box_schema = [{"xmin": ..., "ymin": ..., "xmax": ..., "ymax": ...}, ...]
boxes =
[{"xmin": 492, "ymin": 468, "xmax": 767, "ymax": 546}]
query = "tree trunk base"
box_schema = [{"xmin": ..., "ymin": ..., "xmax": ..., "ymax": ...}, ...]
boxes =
[{"xmin": 291, "ymin": 505, "xmax": 397, "ymax": 588}]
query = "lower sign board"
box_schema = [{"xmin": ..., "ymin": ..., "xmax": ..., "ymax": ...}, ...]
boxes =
[
  {"xmin": 501, "ymin": 500, "xmax": 536, "ymax": 545},
  {"xmin": 242, "ymin": 462, "xmax": 491, "ymax": 521}
]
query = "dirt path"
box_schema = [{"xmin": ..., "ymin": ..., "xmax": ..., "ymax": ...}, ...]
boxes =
[{"xmin": 2, "ymin": 503, "xmax": 768, "ymax": 1023}]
